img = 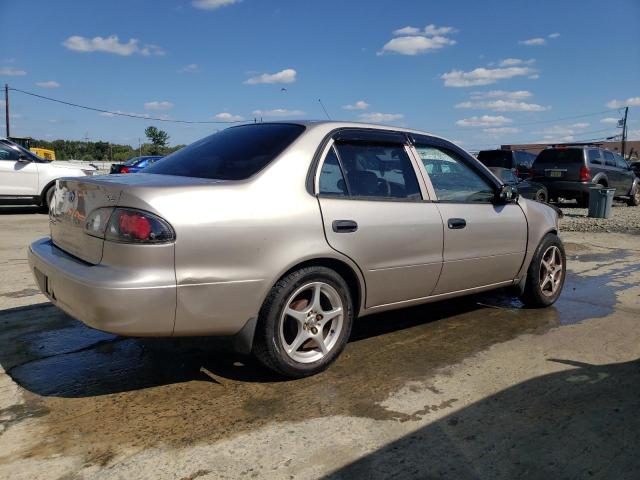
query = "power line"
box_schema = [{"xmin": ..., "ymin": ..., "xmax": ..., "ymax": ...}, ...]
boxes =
[{"xmin": 7, "ymin": 86, "xmax": 247, "ymax": 124}]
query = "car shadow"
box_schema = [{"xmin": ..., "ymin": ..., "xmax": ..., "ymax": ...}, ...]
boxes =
[
  {"xmin": 325, "ymin": 357, "xmax": 640, "ymax": 479},
  {"xmin": 0, "ymin": 205, "xmax": 46, "ymax": 215}
]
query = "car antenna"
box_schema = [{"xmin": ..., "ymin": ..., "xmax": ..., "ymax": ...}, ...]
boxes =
[{"xmin": 318, "ymin": 98, "xmax": 331, "ymax": 120}]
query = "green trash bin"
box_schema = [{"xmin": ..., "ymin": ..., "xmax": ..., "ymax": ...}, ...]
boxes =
[{"xmin": 588, "ymin": 186, "xmax": 615, "ymax": 219}]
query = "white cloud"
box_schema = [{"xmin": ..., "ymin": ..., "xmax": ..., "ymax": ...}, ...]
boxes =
[
  {"xmin": 35, "ymin": 80, "xmax": 61, "ymax": 88},
  {"xmin": 380, "ymin": 24, "xmax": 457, "ymax": 55},
  {"xmin": 470, "ymin": 90, "xmax": 533, "ymax": 100},
  {"xmin": 455, "ymin": 115, "xmax": 513, "ymax": 127},
  {"xmin": 483, "ymin": 127, "xmax": 521, "ymax": 135},
  {"xmin": 606, "ymin": 97, "xmax": 640, "ymax": 109},
  {"xmin": 379, "ymin": 35, "xmax": 456, "ymax": 56},
  {"xmin": 600, "ymin": 117, "xmax": 620, "ymax": 124},
  {"xmin": 528, "ymin": 74, "xmax": 540, "ymax": 80},
  {"xmin": 441, "ymin": 66, "xmax": 536, "ymax": 87},
  {"xmin": 244, "ymin": 68, "xmax": 297, "ymax": 85},
  {"xmin": 144, "ymin": 101, "xmax": 174, "ymax": 111},
  {"xmin": 498, "ymin": 58, "xmax": 535, "ymax": 67},
  {"xmin": 62, "ymin": 35, "xmax": 165, "ymax": 56},
  {"xmin": 251, "ymin": 109, "xmax": 305, "ymax": 117},
  {"xmin": 519, "ymin": 37, "xmax": 547, "ymax": 46},
  {"xmin": 455, "ymin": 99, "xmax": 549, "ymax": 112},
  {"xmin": 192, "ymin": 0, "xmax": 241, "ymax": 10},
  {"xmin": 358, "ymin": 112, "xmax": 404, "ymax": 123},
  {"xmin": 178, "ymin": 63, "xmax": 199, "ymax": 73},
  {"xmin": 213, "ymin": 112, "xmax": 244, "ymax": 121},
  {"xmin": 0, "ymin": 67, "xmax": 26, "ymax": 76},
  {"xmin": 342, "ymin": 101, "xmax": 370, "ymax": 111},
  {"xmin": 548, "ymin": 33, "xmax": 561, "ymax": 39}
]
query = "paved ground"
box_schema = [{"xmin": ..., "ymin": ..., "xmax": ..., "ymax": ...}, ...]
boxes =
[{"xmin": 0, "ymin": 207, "xmax": 639, "ymax": 479}]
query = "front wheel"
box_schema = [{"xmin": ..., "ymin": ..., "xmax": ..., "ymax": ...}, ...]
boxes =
[
  {"xmin": 520, "ymin": 233, "xmax": 566, "ymax": 308},
  {"xmin": 253, "ymin": 266, "xmax": 353, "ymax": 378},
  {"xmin": 628, "ymin": 188, "xmax": 640, "ymax": 207},
  {"xmin": 535, "ymin": 188, "xmax": 548, "ymax": 203}
]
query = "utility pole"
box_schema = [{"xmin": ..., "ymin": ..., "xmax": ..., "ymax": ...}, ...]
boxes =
[
  {"xmin": 4, "ymin": 84, "xmax": 9, "ymax": 138},
  {"xmin": 621, "ymin": 106, "xmax": 629, "ymax": 158}
]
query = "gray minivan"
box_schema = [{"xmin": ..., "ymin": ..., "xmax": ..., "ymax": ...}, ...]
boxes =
[{"xmin": 531, "ymin": 146, "xmax": 639, "ymax": 207}]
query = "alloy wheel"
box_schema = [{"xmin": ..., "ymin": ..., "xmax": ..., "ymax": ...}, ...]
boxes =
[
  {"xmin": 539, "ymin": 245, "xmax": 563, "ymax": 297},
  {"xmin": 279, "ymin": 282, "xmax": 344, "ymax": 364}
]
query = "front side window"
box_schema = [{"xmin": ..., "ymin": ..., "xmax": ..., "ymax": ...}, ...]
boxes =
[
  {"xmin": 330, "ymin": 142, "xmax": 421, "ymax": 200},
  {"xmin": 614, "ymin": 154, "xmax": 628, "ymax": 169},
  {"xmin": 145, "ymin": 123, "xmax": 305, "ymax": 180},
  {"xmin": 416, "ymin": 145, "xmax": 495, "ymax": 203},
  {"xmin": 0, "ymin": 145, "xmax": 20, "ymax": 161}
]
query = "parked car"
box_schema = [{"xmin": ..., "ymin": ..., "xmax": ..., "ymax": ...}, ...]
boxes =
[
  {"xmin": 29, "ymin": 121, "xmax": 565, "ymax": 378},
  {"xmin": 477, "ymin": 149, "xmax": 537, "ymax": 179},
  {"xmin": 531, "ymin": 146, "xmax": 640, "ymax": 207},
  {"xmin": 631, "ymin": 161, "xmax": 640, "ymax": 178},
  {"xmin": 0, "ymin": 137, "xmax": 97, "ymax": 208},
  {"xmin": 488, "ymin": 167, "xmax": 548, "ymax": 203},
  {"xmin": 110, "ymin": 155, "xmax": 163, "ymax": 174}
]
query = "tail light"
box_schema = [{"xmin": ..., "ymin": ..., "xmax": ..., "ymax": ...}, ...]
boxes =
[
  {"xmin": 579, "ymin": 166, "xmax": 591, "ymax": 182},
  {"xmin": 84, "ymin": 208, "xmax": 175, "ymax": 243},
  {"xmin": 120, "ymin": 166, "xmax": 130, "ymax": 174}
]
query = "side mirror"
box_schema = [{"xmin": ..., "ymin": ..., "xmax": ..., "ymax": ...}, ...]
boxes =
[
  {"xmin": 17, "ymin": 154, "xmax": 31, "ymax": 163},
  {"xmin": 496, "ymin": 184, "xmax": 519, "ymax": 203}
]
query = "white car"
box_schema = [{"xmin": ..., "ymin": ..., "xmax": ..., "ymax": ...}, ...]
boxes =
[{"xmin": 0, "ymin": 138, "xmax": 97, "ymax": 208}]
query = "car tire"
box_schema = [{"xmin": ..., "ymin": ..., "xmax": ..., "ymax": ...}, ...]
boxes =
[
  {"xmin": 520, "ymin": 233, "xmax": 566, "ymax": 308},
  {"xmin": 253, "ymin": 266, "xmax": 353, "ymax": 378},
  {"xmin": 42, "ymin": 185, "xmax": 55, "ymax": 210},
  {"xmin": 628, "ymin": 188, "xmax": 640, "ymax": 207},
  {"xmin": 535, "ymin": 188, "xmax": 548, "ymax": 203}
]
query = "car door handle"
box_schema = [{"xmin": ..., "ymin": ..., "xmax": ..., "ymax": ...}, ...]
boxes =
[
  {"xmin": 447, "ymin": 218, "xmax": 466, "ymax": 229},
  {"xmin": 332, "ymin": 220, "xmax": 358, "ymax": 233}
]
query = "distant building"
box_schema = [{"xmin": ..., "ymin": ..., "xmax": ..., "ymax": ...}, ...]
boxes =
[{"xmin": 501, "ymin": 140, "xmax": 640, "ymax": 161}]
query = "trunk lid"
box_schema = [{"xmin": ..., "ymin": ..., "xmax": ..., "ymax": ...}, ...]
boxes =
[{"xmin": 49, "ymin": 178, "xmax": 122, "ymax": 264}]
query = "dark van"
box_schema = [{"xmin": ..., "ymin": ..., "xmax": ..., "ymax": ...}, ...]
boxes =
[{"xmin": 477, "ymin": 149, "xmax": 537, "ymax": 179}]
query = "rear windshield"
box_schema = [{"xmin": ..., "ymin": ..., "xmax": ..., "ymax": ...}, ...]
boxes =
[
  {"xmin": 535, "ymin": 149, "xmax": 584, "ymax": 164},
  {"xmin": 477, "ymin": 150, "xmax": 513, "ymax": 168},
  {"xmin": 145, "ymin": 123, "xmax": 305, "ymax": 180}
]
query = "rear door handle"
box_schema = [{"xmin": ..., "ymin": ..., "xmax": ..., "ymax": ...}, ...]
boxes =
[
  {"xmin": 447, "ymin": 218, "xmax": 466, "ymax": 229},
  {"xmin": 332, "ymin": 220, "xmax": 358, "ymax": 233}
]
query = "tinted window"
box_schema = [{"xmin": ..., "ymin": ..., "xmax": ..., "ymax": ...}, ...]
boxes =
[
  {"xmin": 614, "ymin": 154, "xmax": 628, "ymax": 169},
  {"xmin": 477, "ymin": 150, "xmax": 513, "ymax": 168},
  {"xmin": 603, "ymin": 150, "xmax": 616, "ymax": 167},
  {"xmin": 588, "ymin": 149, "xmax": 602, "ymax": 164},
  {"xmin": 416, "ymin": 145, "xmax": 495, "ymax": 202},
  {"xmin": 0, "ymin": 144, "xmax": 20, "ymax": 161},
  {"xmin": 318, "ymin": 147, "xmax": 347, "ymax": 196},
  {"xmin": 124, "ymin": 157, "xmax": 142, "ymax": 166},
  {"xmin": 535, "ymin": 149, "xmax": 584, "ymax": 164},
  {"xmin": 145, "ymin": 124, "xmax": 305, "ymax": 180},
  {"xmin": 333, "ymin": 142, "xmax": 421, "ymax": 200}
]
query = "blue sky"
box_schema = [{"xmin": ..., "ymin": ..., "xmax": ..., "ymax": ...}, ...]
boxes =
[{"xmin": 1, "ymin": 0, "xmax": 639, "ymax": 151}]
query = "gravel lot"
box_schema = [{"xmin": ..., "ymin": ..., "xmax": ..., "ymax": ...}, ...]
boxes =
[{"xmin": 558, "ymin": 201, "xmax": 640, "ymax": 235}]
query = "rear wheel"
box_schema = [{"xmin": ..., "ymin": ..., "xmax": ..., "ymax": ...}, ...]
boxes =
[
  {"xmin": 253, "ymin": 266, "xmax": 353, "ymax": 378},
  {"xmin": 535, "ymin": 188, "xmax": 548, "ymax": 203},
  {"xmin": 520, "ymin": 233, "xmax": 566, "ymax": 308}
]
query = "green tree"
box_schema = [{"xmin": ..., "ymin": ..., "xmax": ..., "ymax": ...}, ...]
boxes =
[{"xmin": 144, "ymin": 126, "xmax": 170, "ymax": 154}]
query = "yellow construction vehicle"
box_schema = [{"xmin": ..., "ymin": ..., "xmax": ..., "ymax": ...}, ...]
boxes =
[{"xmin": 8, "ymin": 136, "xmax": 56, "ymax": 160}]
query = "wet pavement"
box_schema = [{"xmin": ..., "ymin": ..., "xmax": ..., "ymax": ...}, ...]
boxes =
[{"xmin": 0, "ymin": 210, "xmax": 639, "ymax": 479}]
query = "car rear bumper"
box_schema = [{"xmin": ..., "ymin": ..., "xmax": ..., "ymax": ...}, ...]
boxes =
[
  {"xmin": 532, "ymin": 180, "xmax": 592, "ymax": 198},
  {"xmin": 28, "ymin": 237, "xmax": 177, "ymax": 336}
]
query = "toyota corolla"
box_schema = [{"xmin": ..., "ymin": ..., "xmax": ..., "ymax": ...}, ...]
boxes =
[{"xmin": 28, "ymin": 121, "xmax": 566, "ymax": 378}]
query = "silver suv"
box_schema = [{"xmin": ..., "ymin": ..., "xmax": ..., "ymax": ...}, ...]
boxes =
[{"xmin": 29, "ymin": 121, "xmax": 565, "ymax": 377}]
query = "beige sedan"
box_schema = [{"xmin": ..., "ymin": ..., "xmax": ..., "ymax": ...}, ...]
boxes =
[{"xmin": 28, "ymin": 121, "xmax": 565, "ymax": 377}]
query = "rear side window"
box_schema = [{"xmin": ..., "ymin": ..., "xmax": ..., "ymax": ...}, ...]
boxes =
[
  {"xmin": 535, "ymin": 149, "xmax": 584, "ymax": 164},
  {"xmin": 322, "ymin": 142, "xmax": 421, "ymax": 200},
  {"xmin": 477, "ymin": 150, "xmax": 513, "ymax": 168},
  {"xmin": 588, "ymin": 149, "xmax": 602, "ymax": 165},
  {"xmin": 614, "ymin": 154, "xmax": 628, "ymax": 169},
  {"xmin": 145, "ymin": 124, "xmax": 305, "ymax": 180},
  {"xmin": 603, "ymin": 151, "xmax": 616, "ymax": 167}
]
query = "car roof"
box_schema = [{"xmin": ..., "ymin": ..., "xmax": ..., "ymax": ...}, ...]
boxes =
[{"xmin": 230, "ymin": 120, "xmax": 455, "ymax": 146}]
